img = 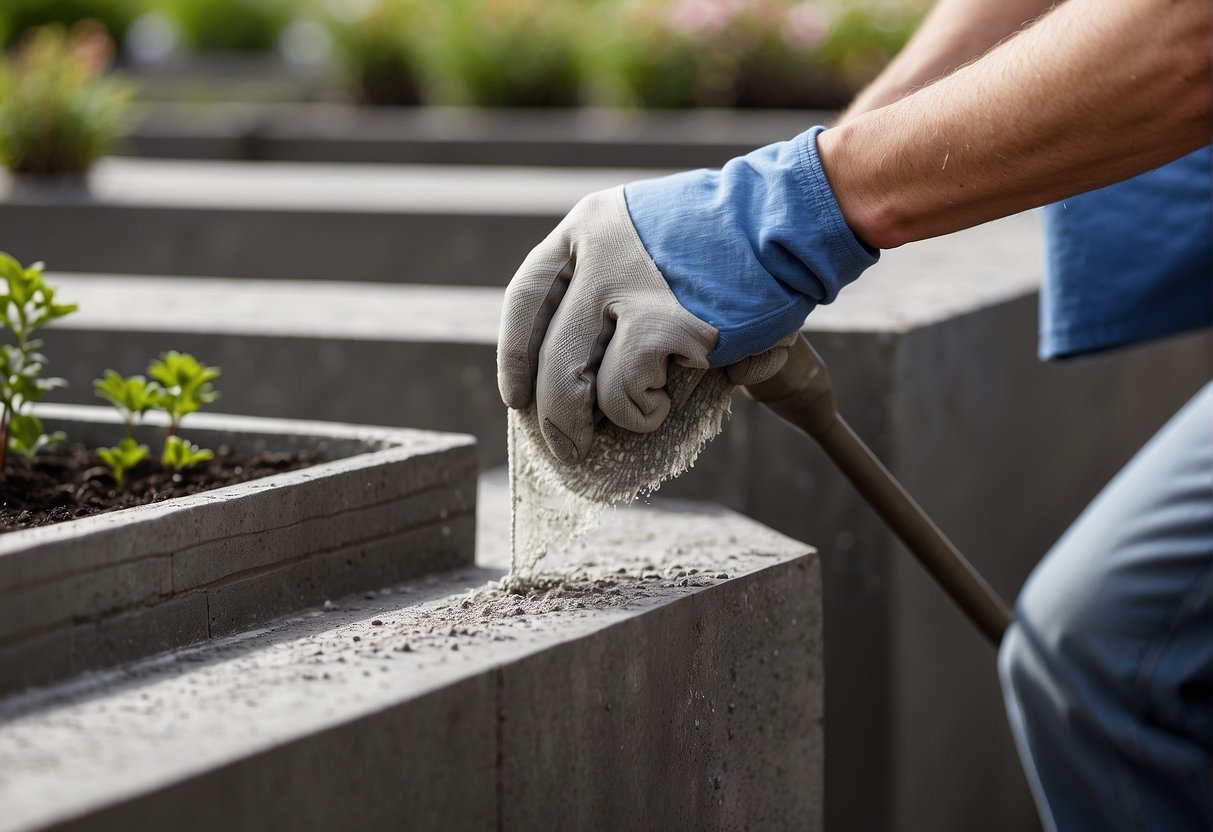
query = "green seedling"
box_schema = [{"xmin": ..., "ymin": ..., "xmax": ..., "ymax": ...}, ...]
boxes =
[
  {"xmin": 0, "ymin": 252, "xmax": 76, "ymax": 476},
  {"xmin": 147, "ymin": 351, "xmax": 219, "ymax": 437},
  {"xmin": 162, "ymin": 435, "xmax": 213, "ymax": 472},
  {"xmin": 8, "ymin": 412, "xmax": 63, "ymax": 459},
  {"xmin": 93, "ymin": 370, "xmax": 162, "ymax": 438},
  {"xmin": 97, "ymin": 436, "xmax": 148, "ymax": 487}
]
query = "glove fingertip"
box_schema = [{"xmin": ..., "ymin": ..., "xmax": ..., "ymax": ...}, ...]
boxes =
[
  {"xmin": 498, "ymin": 348, "xmax": 535, "ymax": 409},
  {"xmin": 541, "ymin": 416, "xmax": 588, "ymax": 465},
  {"xmin": 726, "ymin": 347, "xmax": 789, "ymax": 386}
]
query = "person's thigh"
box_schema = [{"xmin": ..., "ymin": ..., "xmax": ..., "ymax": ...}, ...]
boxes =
[{"xmin": 1000, "ymin": 382, "xmax": 1212, "ymax": 832}]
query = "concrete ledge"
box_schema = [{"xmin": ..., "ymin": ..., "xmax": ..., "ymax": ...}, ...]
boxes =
[
  {"xmin": 124, "ymin": 103, "xmax": 830, "ymax": 168},
  {"xmin": 0, "ymin": 406, "xmax": 477, "ymax": 696},
  {"xmin": 0, "ymin": 159, "xmax": 651, "ymax": 284},
  {"xmin": 0, "ymin": 496, "xmax": 822, "ymax": 832}
]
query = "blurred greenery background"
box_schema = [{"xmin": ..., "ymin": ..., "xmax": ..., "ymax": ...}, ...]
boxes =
[{"xmin": 0, "ymin": 0, "xmax": 928, "ymax": 109}]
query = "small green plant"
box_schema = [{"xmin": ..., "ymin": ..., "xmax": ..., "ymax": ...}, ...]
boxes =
[
  {"xmin": 0, "ymin": 22, "xmax": 135, "ymax": 176},
  {"xmin": 8, "ymin": 412, "xmax": 64, "ymax": 459},
  {"xmin": 147, "ymin": 351, "xmax": 220, "ymax": 437},
  {"xmin": 93, "ymin": 370, "xmax": 162, "ymax": 438},
  {"xmin": 0, "ymin": 253, "xmax": 76, "ymax": 476},
  {"xmin": 162, "ymin": 434, "xmax": 213, "ymax": 471},
  {"xmin": 97, "ymin": 436, "xmax": 149, "ymax": 486},
  {"xmin": 93, "ymin": 351, "xmax": 219, "ymax": 481}
]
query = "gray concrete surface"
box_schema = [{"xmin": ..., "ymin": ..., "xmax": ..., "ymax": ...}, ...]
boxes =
[
  {"xmin": 0, "ymin": 159, "xmax": 655, "ymax": 284},
  {"xmin": 0, "ymin": 405, "xmax": 476, "ymax": 697},
  {"xmin": 37, "ymin": 212, "xmax": 1213, "ymax": 831},
  {"xmin": 0, "ymin": 487, "xmax": 822, "ymax": 832},
  {"xmin": 124, "ymin": 103, "xmax": 831, "ymax": 168}
]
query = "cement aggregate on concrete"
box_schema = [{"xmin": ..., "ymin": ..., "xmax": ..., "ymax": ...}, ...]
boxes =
[
  {"xmin": 0, "ymin": 487, "xmax": 822, "ymax": 832},
  {"xmin": 0, "ymin": 406, "xmax": 477, "ymax": 697}
]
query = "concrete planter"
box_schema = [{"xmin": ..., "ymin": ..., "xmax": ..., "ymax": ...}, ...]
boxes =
[
  {"xmin": 0, "ymin": 404, "xmax": 476, "ymax": 697},
  {"xmin": 0, "ymin": 158, "xmax": 634, "ymax": 284},
  {"xmin": 0, "ymin": 495, "xmax": 823, "ymax": 832},
  {"xmin": 124, "ymin": 103, "xmax": 829, "ymax": 169}
]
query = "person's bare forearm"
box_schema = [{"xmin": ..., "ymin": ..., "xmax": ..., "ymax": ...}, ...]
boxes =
[
  {"xmin": 819, "ymin": 0, "xmax": 1211, "ymax": 249},
  {"xmin": 842, "ymin": 0, "xmax": 1056, "ymax": 119}
]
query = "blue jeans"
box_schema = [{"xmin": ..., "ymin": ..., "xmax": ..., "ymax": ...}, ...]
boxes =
[{"xmin": 1000, "ymin": 382, "xmax": 1212, "ymax": 832}]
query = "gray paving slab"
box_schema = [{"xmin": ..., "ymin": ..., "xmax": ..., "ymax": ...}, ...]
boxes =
[
  {"xmin": 0, "ymin": 489, "xmax": 821, "ymax": 832},
  {"xmin": 0, "ymin": 406, "xmax": 477, "ymax": 696}
]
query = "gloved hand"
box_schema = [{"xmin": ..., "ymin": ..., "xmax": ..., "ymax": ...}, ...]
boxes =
[{"xmin": 498, "ymin": 126, "xmax": 877, "ymax": 464}]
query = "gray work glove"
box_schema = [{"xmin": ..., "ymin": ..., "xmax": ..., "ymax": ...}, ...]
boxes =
[
  {"xmin": 498, "ymin": 127, "xmax": 878, "ymax": 465},
  {"xmin": 498, "ymin": 188, "xmax": 790, "ymax": 464}
]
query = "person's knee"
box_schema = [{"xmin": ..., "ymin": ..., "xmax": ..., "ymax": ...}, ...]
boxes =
[
  {"xmin": 997, "ymin": 622, "xmax": 1029, "ymax": 701},
  {"xmin": 998, "ymin": 620, "xmax": 1051, "ymax": 711},
  {"xmin": 1014, "ymin": 523, "xmax": 1131, "ymax": 685}
]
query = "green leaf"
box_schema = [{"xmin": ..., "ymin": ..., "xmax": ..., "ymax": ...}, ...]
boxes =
[
  {"xmin": 148, "ymin": 352, "xmax": 221, "ymax": 427},
  {"xmin": 7, "ymin": 412, "xmax": 62, "ymax": 459},
  {"xmin": 93, "ymin": 370, "xmax": 161, "ymax": 421},
  {"xmin": 97, "ymin": 436, "xmax": 149, "ymax": 486},
  {"xmin": 162, "ymin": 434, "xmax": 214, "ymax": 471}
]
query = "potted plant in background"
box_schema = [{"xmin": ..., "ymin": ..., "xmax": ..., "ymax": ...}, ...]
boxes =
[
  {"xmin": 324, "ymin": 0, "xmax": 430, "ymax": 106},
  {"xmin": 0, "ymin": 0, "xmax": 143, "ymax": 49},
  {"xmin": 423, "ymin": 0, "xmax": 583, "ymax": 108},
  {"xmin": 0, "ymin": 22, "xmax": 134, "ymax": 183}
]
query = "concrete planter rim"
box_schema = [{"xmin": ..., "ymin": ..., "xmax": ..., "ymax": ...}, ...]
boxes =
[{"xmin": 0, "ymin": 402, "xmax": 478, "ymax": 697}]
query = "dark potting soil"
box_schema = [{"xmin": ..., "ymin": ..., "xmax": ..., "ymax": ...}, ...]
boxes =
[{"xmin": 0, "ymin": 443, "xmax": 323, "ymax": 533}]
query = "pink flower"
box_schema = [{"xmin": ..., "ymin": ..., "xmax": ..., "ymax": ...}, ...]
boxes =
[
  {"xmin": 668, "ymin": 0, "xmax": 745, "ymax": 37},
  {"xmin": 783, "ymin": 2, "xmax": 828, "ymax": 50}
]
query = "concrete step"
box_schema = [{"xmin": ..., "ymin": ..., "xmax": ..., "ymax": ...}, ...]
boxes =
[
  {"xmin": 38, "ymin": 211, "xmax": 1213, "ymax": 831},
  {"xmin": 0, "ymin": 158, "xmax": 656, "ymax": 284},
  {"xmin": 0, "ymin": 476, "xmax": 822, "ymax": 832},
  {"xmin": 124, "ymin": 103, "xmax": 832, "ymax": 169}
]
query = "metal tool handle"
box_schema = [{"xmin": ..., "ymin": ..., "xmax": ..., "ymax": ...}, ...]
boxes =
[{"xmin": 745, "ymin": 335, "xmax": 1012, "ymax": 646}]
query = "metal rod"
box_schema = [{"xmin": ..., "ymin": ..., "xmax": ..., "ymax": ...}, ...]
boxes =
[{"xmin": 745, "ymin": 335, "xmax": 1012, "ymax": 646}]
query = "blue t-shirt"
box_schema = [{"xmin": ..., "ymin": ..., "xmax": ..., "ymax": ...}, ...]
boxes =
[{"xmin": 1039, "ymin": 146, "xmax": 1213, "ymax": 359}]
